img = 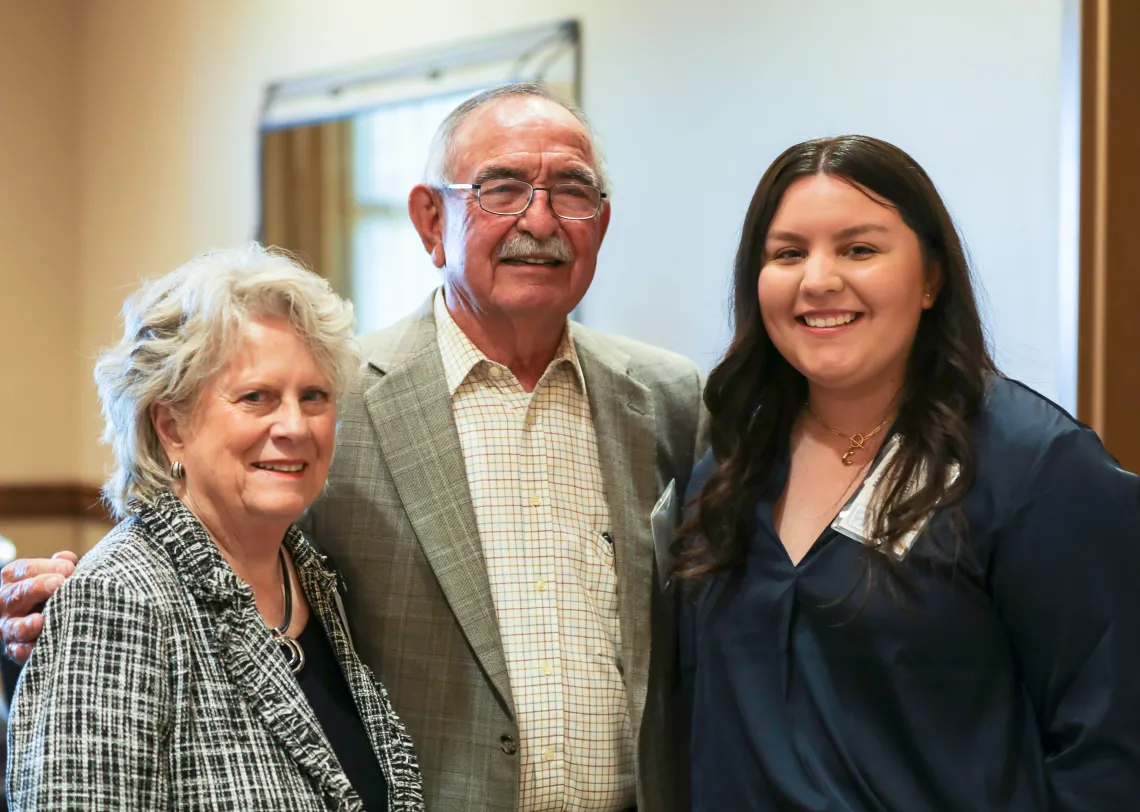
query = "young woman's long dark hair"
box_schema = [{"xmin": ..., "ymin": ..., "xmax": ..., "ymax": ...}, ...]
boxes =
[{"xmin": 674, "ymin": 135, "xmax": 995, "ymax": 590}]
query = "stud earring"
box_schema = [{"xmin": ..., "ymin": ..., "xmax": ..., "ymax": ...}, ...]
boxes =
[{"xmin": 170, "ymin": 460, "xmax": 186, "ymax": 480}]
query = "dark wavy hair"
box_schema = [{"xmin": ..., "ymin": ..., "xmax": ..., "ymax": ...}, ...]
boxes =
[{"xmin": 673, "ymin": 135, "xmax": 995, "ymax": 590}]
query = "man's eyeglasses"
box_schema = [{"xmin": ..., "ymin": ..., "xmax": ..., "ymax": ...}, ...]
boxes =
[{"xmin": 442, "ymin": 179, "xmax": 607, "ymax": 220}]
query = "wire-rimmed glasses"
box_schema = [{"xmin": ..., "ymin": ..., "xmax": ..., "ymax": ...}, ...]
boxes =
[{"xmin": 442, "ymin": 178, "xmax": 607, "ymax": 220}]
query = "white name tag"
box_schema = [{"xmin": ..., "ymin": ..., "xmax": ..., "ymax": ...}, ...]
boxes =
[{"xmin": 831, "ymin": 434, "xmax": 960, "ymax": 559}]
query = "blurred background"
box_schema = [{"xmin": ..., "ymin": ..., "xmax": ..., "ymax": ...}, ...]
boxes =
[{"xmin": 0, "ymin": 0, "xmax": 1136, "ymax": 563}]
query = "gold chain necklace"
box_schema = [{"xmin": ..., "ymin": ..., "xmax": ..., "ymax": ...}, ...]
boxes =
[{"xmin": 807, "ymin": 408, "xmax": 893, "ymax": 466}]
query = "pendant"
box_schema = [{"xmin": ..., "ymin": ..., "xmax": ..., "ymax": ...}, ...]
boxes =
[
  {"xmin": 277, "ymin": 633, "xmax": 306, "ymax": 674},
  {"xmin": 841, "ymin": 433, "xmax": 869, "ymax": 466}
]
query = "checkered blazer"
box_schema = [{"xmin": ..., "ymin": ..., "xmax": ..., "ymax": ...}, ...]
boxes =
[
  {"xmin": 307, "ymin": 294, "xmax": 708, "ymax": 811},
  {"xmin": 6, "ymin": 491, "xmax": 425, "ymax": 811}
]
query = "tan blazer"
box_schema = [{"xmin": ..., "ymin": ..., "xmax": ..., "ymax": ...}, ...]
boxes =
[{"xmin": 308, "ymin": 296, "xmax": 707, "ymax": 811}]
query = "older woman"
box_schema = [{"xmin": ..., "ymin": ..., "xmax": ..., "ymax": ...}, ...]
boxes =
[
  {"xmin": 676, "ymin": 136, "xmax": 1140, "ymax": 810},
  {"xmin": 6, "ymin": 245, "xmax": 423, "ymax": 811}
]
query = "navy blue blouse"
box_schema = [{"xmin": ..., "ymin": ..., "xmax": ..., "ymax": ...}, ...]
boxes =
[
  {"xmin": 682, "ymin": 377, "xmax": 1140, "ymax": 811},
  {"xmin": 296, "ymin": 621, "xmax": 389, "ymax": 812}
]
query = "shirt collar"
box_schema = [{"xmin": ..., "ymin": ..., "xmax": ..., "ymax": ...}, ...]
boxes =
[{"xmin": 433, "ymin": 289, "xmax": 586, "ymax": 397}]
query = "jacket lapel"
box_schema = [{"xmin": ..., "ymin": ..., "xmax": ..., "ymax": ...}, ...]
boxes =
[
  {"xmin": 287, "ymin": 530, "xmax": 424, "ymax": 809},
  {"xmin": 572, "ymin": 326, "xmax": 659, "ymax": 741},
  {"xmin": 214, "ymin": 600, "xmax": 359, "ymax": 806},
  {"xmin": 362, "ymin": 307, "xmax": 515, "ymax": 716},
  {"xmin": 139, "ymin": 494, "xmax": 357, "ymax": 808}
]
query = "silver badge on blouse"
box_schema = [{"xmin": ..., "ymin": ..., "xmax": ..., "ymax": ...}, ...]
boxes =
[{"xmin": 831, "ymin": 434, "xmax": 961, "ymax": 560}]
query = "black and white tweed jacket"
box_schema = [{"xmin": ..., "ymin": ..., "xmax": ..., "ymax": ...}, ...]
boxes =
[{"xmin": 6, "ymin": 490, "xmax": 425, "ymax": 811}]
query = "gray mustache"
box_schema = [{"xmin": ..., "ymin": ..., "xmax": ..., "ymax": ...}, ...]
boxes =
[{"xmin": 498, "ymin": 234, "xmax": 574, "ymax": 263}]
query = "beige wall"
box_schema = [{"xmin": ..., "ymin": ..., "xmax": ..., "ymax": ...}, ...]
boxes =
[
  {"xmin": 0, "ymin": 519, "xmax": 86, "ymax": 561},
  {"xmin": 76, "ymin": 1, "xmax": 198, "ymax": 482},
  {"xmin": 0, "ymin": 0, "xmax": 79, "ymax": 482}
]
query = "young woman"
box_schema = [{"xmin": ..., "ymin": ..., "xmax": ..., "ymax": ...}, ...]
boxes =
[{"xmin": 676, "ymin": 135, "xmax": 1140, "ymax": 811}]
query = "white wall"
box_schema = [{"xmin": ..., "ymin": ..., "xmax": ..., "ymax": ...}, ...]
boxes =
[
  {"xmin": 582, "ymin": 0, "xmax": 1068, "ymax": 394},
  {"xmin": 72, "ymin": 0, "xmax": 1069, "ymax": 480}
]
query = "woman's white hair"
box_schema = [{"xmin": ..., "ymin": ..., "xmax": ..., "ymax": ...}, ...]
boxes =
[{"xmin": 94, "ymin": 243, "xmax": 358, "ymax": 519}]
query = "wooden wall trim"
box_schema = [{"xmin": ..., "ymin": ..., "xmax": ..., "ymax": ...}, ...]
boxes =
[
  {"xmin": 1101, "ymin": 0, "xmax": 1140, "ymax": 472},
  {"xmin": 0, "ymin": 483, "xmax": 112, "ymax": 523},
  {"xmin": 1077, "ymin": 0, "xmax": 1102, "ymax": 429},
  {"xmin": 1078, "ymin": 0, "xmax": 1140, "ymax": 471}
]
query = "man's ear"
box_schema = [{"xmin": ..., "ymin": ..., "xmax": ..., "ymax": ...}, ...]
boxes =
[
  {"xmin": 150, "ymin": 402, "xmax": 185, "ymax": 459},
  {"xmin": 596, "ymin": 199, "xmax": 612, "ymax": 246},
  {"xmin": 409, "ymin": 184, "xmax": 447, "ymax": 269}
]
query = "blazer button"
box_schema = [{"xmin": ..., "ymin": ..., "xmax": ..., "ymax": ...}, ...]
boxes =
[{"xmin": 500, "ymin": 734, "xmax": 518, "ymax": 755}]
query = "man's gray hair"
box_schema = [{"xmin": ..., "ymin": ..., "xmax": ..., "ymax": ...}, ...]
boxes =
[
  {"xmin": 94, "ymin": 243, "xmax": 358, "ymax": 519},
  {"xmin": 424, "ymin": 82, "xmax": 611, "ymax": 194}
]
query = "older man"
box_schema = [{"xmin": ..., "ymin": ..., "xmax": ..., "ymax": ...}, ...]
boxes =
[{"xmin": 1, "ymin": 84, "xmax": 706, "ymax": 812}]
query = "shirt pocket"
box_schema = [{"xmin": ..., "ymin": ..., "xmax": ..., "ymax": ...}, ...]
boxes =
[{"xmin": 577, "ymin": 530, "xmax": 618, "ymax": 606}]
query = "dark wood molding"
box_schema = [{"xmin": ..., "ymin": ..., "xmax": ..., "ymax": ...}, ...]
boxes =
[
  {"xmin": 1078, "ymin": 0, "xmax": 1140, "ymax": 472},
  {"xmin": 0, "ymin": 483, "xmax": 113, "ymax": 523},
  {"xmin": 1076, "ymin": 0, "xmax": 1100, "ymax": 428}
]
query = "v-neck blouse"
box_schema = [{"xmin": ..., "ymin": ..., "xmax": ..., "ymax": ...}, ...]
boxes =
[{"xmin": 681, "ymin": 376, "xmax": 1140, "ymax": 811}]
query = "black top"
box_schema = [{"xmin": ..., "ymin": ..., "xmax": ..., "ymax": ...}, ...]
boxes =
[
  {"xmin": 295, "ymin": 620, "xmax": 389, "ymax": 812},
  {"xmin": 682, "ymin": 377, "xmax": 1140, "ymax": 812}
]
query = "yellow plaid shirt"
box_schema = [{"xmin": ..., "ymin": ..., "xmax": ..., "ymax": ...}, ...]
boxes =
[{"xmin": 434, "ymin": 292, "xmax": 636, "ymax": 812}]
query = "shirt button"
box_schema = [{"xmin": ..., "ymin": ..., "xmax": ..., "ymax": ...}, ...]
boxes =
[
  {"xmin": 530, "ymin": 495, "xmax": 542, "ymax": 507},
  {"xmin": 488, "ymin": 366, "xmax": 503, "ymax": 378},
  {"xmin": 543, "ymin": 664, "xmax": 554, "ymax": 677},
  {"xmin": 536, "ymin": 579, "xmax": 547, "ymax": 591},
  {"xmin": 526, "ymin": 410, "xmax": 537, "ymax": 425},
  {"xmin": 543, "ymin": 746, "xmax": 555, "ymax": 762},
  {"xmin": 500, "ymin": 734, "xmax": 518, "ymax": 755}
]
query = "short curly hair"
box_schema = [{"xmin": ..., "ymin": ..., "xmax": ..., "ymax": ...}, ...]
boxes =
[{"xmin": 94, "ymin": 243, "xmax": 358, "ymax": 519}]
